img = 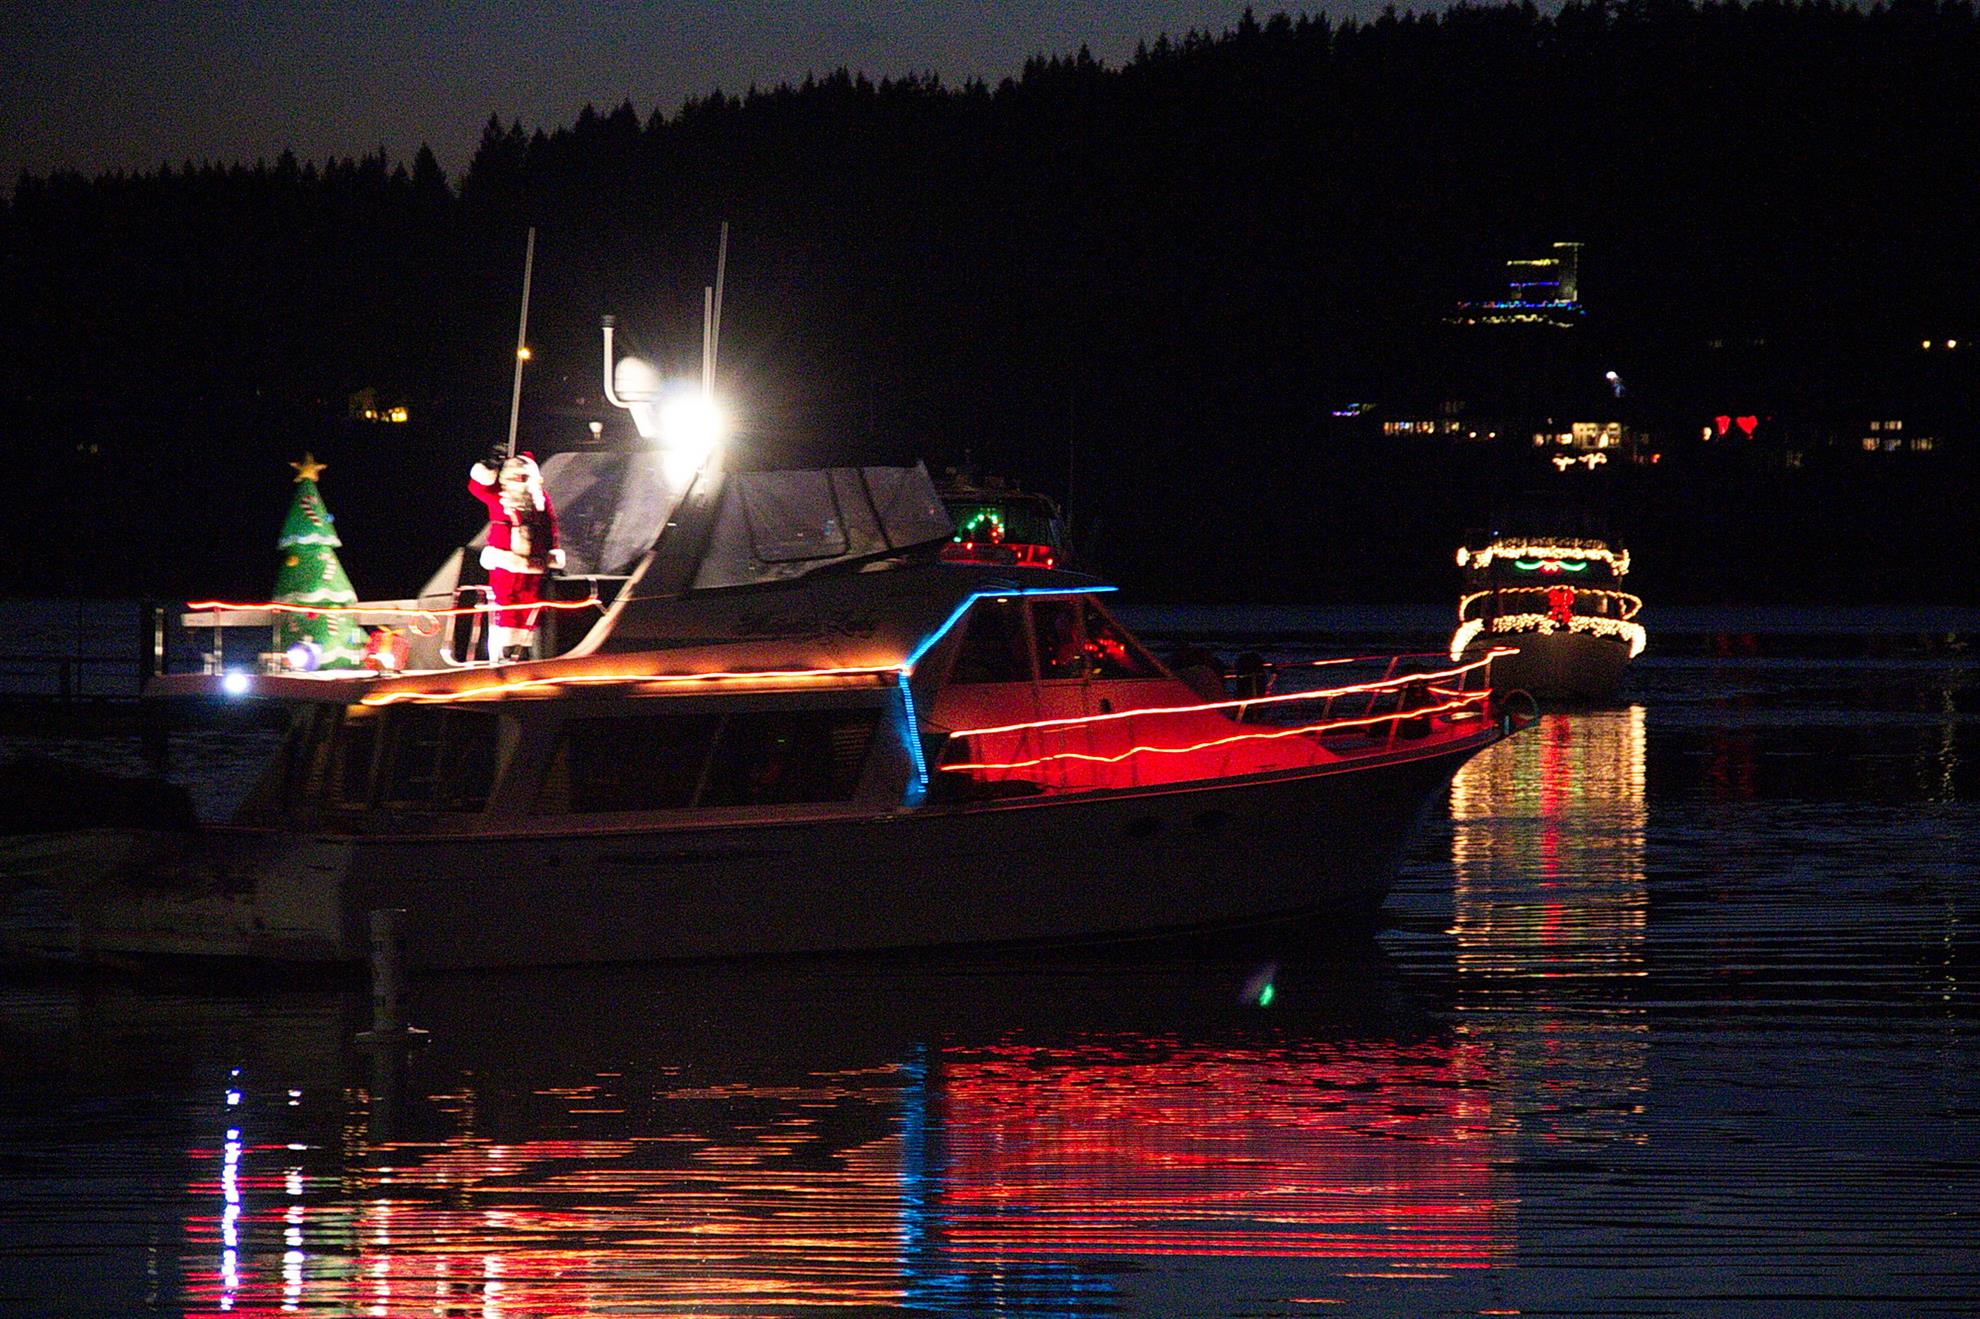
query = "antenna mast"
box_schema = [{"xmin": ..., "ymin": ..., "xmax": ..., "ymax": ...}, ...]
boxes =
[
  {"xmin": 505, "ymin": 226, "xmax": 537, "ymax": 458},
  {"xmin": 702, "ymin": 221, "xmax": 729, "ymax": 398}
]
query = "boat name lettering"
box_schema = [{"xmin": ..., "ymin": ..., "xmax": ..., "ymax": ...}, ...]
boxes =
[{"xmin": 728, "ymin": 611, "xmax": 878, "ymax": 639}]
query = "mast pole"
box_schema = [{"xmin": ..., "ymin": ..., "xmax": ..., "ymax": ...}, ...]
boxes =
[
  {"xmin": 506, "ymin": 226, "xmax": 537, "ymax": 459},
  {"xmin": 709, "ymin": 221, "xmax": 728, "ymax": 394}
]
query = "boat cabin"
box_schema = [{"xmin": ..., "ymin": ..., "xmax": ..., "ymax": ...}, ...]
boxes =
[
  {"xmin": 935, "ymin": 473, "xmax": 1067, "ymax": 570},
  {"xmin": 168, "ymin": 462, "xmax": 1494, "ymax": 836}
]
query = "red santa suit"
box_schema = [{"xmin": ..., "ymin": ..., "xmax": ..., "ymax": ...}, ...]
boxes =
[{"xmin": 469, "ymin": 453, "xmax": 563, "ymax": 658}]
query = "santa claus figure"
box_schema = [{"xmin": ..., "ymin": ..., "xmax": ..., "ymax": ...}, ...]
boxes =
[{"xmin": 469, "ymin": 448, "xmax": 564, "ymax": 661}]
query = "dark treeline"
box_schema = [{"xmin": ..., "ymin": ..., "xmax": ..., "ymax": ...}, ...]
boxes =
[{"xmin": 5, "ymin": 2, "xmax": 1978, "ymax": 605}]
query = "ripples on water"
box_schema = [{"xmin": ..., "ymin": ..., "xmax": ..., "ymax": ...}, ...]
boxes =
[{"xmin": 2, "ymin": 629, "xmax": 1977, "ymax": 1316}]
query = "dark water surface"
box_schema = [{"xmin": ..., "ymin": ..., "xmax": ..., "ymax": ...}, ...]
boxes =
[{"xmin": 3, "ymin": 626, "xmax": 1977, "ymax": 1316}]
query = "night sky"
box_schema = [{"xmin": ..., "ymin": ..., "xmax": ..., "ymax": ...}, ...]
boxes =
[{"xmin": 2, "ymin": 1, "xmax": 1370, "ymax": 184}]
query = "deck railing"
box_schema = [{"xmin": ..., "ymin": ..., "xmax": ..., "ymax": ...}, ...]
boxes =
[{"xmin": 939, "ymin": 649, "xmax": 1508, "ymax": 783}]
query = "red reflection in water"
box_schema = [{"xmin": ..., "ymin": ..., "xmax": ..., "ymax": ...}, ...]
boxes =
[
  {"xmin": 179, "ymin": 1035, "xmax": 1515, "ymax": 1315},
  {"xmin": 935, "ymin": 1039, "xmax": 1511, "ymax": 1266}
]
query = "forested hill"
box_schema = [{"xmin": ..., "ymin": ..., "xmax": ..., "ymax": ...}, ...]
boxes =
[{"xmin": 5, "ymin": 3, "xmax": 1977, "ymax": 604}]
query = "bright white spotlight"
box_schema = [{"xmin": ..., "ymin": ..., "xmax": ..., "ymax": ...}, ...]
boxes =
[
  {"xmin": 222, "ymin": 671, "xmax": 251, "ymax": 696},
  {"xmin": 658, "ymin": 391, "xmax": 729, "ymax": 463}
]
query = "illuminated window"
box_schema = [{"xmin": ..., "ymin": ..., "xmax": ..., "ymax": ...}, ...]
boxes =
[
  {"xmin": 1079, "ymin": 601, "xmax": 1160, "ymax": 679},
  {"xmin": 1032, "ymin": 599, "xmax": 1087, "ymax": 679},
  {"xmin": 1861, "ymin": 437, "xmax": 1878, "ymax": 451}
]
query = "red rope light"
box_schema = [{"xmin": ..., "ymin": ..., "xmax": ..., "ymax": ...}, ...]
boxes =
[
  {"xmin": 946, "ymin": 651, "xmax": 1504, "ymax": 740},
  {"xmin": 942, "ymin": 693, "xmax": 1489, "ymax": 773}
]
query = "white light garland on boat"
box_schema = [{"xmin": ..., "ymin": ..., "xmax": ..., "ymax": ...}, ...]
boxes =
[
  {"xmin": 1449, "ymin": 613, "xmax": 1648, "ymax": 662},
  {"xmin": 1457, "ymin": 540, "xmax": 1630, "ymax": 575},
  {"xmin": 1457, "ymin": 588, "xmax": 1643, "ymax": 621}
]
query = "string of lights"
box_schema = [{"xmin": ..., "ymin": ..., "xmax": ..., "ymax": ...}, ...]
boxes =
[
  {"xmin": 360, "ymin": 664, "xmax": 901, "ymax": 706},
  {"xmin": 1458, "ymin": 588, "xmax": 1643, "ymax": 620},
  {"xmin": 1449, "ymin": 613, "xmax": 1648, "ymax": 661},
  {"xmin": 942, "ymin": 693, "xmax": 1490, "ymax": 773},
  {"xmin": 944, "ymin": 652, "xmax": 1504, "ymax": 740},
  {"xmin": 1457, "ymin": 542, "xmax": 1630, "ymax": 574},
  {"xmin": 187, "ymin": 597, "xmax": 603, "ymax": 620}
]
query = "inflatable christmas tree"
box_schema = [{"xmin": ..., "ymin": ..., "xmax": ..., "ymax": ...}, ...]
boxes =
[{"xmin": 273, "ymin": 454, "xmax": 368, "ymax": 669}]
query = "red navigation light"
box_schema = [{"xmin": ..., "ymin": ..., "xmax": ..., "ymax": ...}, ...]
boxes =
[{"xmin": 940, "ymin": 541, "xmax": 1057, "ymax": 569}]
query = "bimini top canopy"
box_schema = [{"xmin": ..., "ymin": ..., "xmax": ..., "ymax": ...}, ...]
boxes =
[
  {"xmin": 691, "ymin": 464, "xmax": 954, "ymax": 589},
  {"xmin": 537, "ymin": 453, "xmax": 954, "ymax": 586},
  {"xmin": 593, "ymin": 560, "xmax": 1110, "ymax": 668}
]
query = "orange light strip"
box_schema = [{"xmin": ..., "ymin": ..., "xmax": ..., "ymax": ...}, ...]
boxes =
[
  {"xmin": 942, "ymin": 694, "xmax": 1488, "ymax": 772},
  {"xmin": 947, "ymin": 651, "xmax": 1506, "ymax": 740},
  {"xmin": 186, "ymin": 598, "xmax": 603, "ymax": 619},
  {"xmin": 361, "ymin": 664, "xmax": 901, "ymax": 706}
]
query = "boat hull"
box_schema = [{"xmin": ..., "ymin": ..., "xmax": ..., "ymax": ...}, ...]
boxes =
[
  {"xmin": 12, "ymin": 734, "xmax": 1503, "ymax": 968},
  {"xmin": 1466, "ymin": 631, "xmax": 1630, "ymax": 704}
]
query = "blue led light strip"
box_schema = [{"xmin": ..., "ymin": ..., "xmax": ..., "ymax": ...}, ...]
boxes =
[
  {"xmin": 896, "ymin": 672, "xmax": 930, "ymax": 793},
  {"xmin": 894, "ymin": 584, "xmax": 1117, "ymax": 795}
]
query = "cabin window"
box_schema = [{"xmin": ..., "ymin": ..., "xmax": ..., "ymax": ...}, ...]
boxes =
[
  {"xmin": 327, "ymin": 708, "xmax": 382, "ymax": 807},
  {"xmin": 539, "ymin": 714, "xmax": 721, "ymax": 814},
  {"xmin": 739, "ymin": 471, "xmax": 851, "ymax": 562},
  {"xmin": 1079, "ymin": 601, "xmax": 1160, "ymax": 678},
  {"xmin": 538, "ymin": 709, "xmax": 877, "ymax": 814},
  {"xmin": 699, "ymin": 711, "xmax": 877, "ymax": 806},
  {"xmin": 950, "ymin": 598, "xmax": 1032, "ymax": 684},
  {"xmin": 1031, "ymin": 599, "xmax": 1087, "ymax": 679},
  {"xmin": 373, "ymin": 708, "xmax": 500, "ymax": 811}
]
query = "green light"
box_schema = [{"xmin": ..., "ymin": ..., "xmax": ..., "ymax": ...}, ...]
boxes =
[
  {"xmin": 1257, "ymin": 983, "xmax": 1275, "ymax": 1007},
  {"xmin": 1513, "ymin": 558, "xmax": 1589, "ymax": 572},
  {"xmin": 952, "ymin": 506, "xmax": 1005, "ymax": 542}
]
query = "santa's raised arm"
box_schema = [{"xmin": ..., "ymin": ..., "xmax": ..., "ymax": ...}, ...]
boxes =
[{"xmin": 469, "ymin": 448, "xmax": 563, "ymax": 662}]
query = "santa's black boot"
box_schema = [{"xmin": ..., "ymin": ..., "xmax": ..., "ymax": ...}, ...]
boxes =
[{"xmin": 502, "ymin": 644, "xmax": 531, "ymax": 663}]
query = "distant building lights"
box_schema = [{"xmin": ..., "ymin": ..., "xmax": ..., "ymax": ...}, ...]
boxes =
[
  {"xmin": 1949, "ymin": 339, "xmax": 1959, "ymax": 350},
  {"xmin": 1923, "ymin": 339, "xmax": 1934, "ymax": 350}
]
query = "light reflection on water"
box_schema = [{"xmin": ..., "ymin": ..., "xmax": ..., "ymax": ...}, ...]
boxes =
[{"xmin": 3, "ymin": 638, "xmax": 1979, "ymax": 1316}]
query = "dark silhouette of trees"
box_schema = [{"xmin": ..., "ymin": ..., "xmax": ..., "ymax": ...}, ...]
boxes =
[{"xmin": 4, "ymin": 2, "xmax": 1976, "ymax": 603}]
